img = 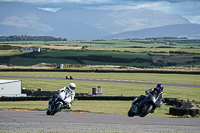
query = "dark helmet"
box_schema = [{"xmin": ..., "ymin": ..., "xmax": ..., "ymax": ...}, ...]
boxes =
[{"xmin": 156, "ymin": 84, "xmax": 164, "ymax": 93}]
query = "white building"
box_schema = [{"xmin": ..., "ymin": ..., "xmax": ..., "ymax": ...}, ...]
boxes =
[
  {"xmin": 20, "ymin": 47, "xmax": 40, "ymax": 52},
  {"xmin": 0, "ymin": 79, "xmax": 26, "ymax": 97}
]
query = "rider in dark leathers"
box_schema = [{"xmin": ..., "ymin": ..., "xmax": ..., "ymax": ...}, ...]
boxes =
[{"xmin": 132, "ymin": 84, "xmax": 164, "ymax": 112}]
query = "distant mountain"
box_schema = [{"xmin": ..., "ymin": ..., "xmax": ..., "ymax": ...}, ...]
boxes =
[
  {"xmin": 101, "ymin": 24, "xmax": 200, "ymax": 40},
  {"xmin": 0, "ymin": 2, "xmax": 194, "ymax": 40}
]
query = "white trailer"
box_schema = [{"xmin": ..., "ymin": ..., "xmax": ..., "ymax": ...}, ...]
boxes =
[{"xmin": 0, "ymin": 79, "xmax": 26, "ymax": 97}]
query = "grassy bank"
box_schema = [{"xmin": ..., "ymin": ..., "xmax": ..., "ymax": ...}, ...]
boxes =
[
  {"xmin": 0, "ymin": 71, "xmax": 199, "ymax": 117},
  {"xmin": 1, "ymin": 71, "xmax": 200, "ymax": 85},
  {"xmin": 0, "ymin": 100, "xmax": 173, "ymax": 117},
  {"xmin": 0, "ymin": 72, "xmax": 200, "ymax": 101}
]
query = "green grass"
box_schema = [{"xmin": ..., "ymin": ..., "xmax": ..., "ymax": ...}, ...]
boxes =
[
  {"xmin": 1, "ymin": 42, "xmax": 200, "ymax": 68},
  {"xmin": 0, "ymin": 100, "xmax": 173, "ymax": 117},
  {"xmin": 17, "ymin": 79, "xmax": 200, "ymax": 101},
  {"xmin": 0, "ymin": 72, "xmax": 199, "ymax": 117},
  {"xmin": 0, "ymin": 51, "xmax": 23, "ymax": 56},
  {"xmin": 82, "ymin": 60, "xmax": 152, "ymax": 67},
  {"xmin": 1, "ymin": 39, "xmax": 200, "ymax": 48},
  {"xmin": 1, "ymin": 72, "xmax": 199, "ymax": 85},
  {"xmin": 7, "ymin": 50, "xmax": 200, "ymax": 67},
  {"xmin": 36, "ymin": 50, "xmax": 150, "ymax": 59},
  {"xmin": 9, "ymin": 57, "xmax": 79, "ymax": 66},
  {"xmin": 80, "ymin": 39, "xmax": 200, "ymax": 48},
  {"xmin": 0, "ymin": 72, "xmax": 200, "ymax": 101},
  {"xmin": 0, "ymin": 41, "xmax": 60, "ymax": 45},
  {"xmin": 88, "ymin": 47, "xmax": 200, "ymax": 53},
  {"xmin": 7, "ymin": 50, "xmax": 152, "ymax": 67},
  {"xmin": 151, "ymin": 54, "xmax": 200, "ymax": 64},
  {"xmin": 88, "ymin": 47, "xmax": 175, "ymax": 53}
]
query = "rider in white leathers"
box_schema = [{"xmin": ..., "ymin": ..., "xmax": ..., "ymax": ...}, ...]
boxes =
[
  {"xmin": 49, "ymin": 83, "xmax": 76, "ymax": 109},
  {"xmin": 57, "ymin": 83, "xmax": 76, "ymax": 109}
]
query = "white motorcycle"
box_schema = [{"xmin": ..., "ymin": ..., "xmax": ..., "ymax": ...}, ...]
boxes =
[{"xmin": 46, "ymin": 91, "xmax": 72, "ymax": 115}]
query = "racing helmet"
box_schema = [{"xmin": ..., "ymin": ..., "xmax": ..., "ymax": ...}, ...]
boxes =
[
  {"xmin": 156, "ymin": 84, "xmax": 164, "ymax": 93},
  {"xmin": 68, "ymin": 83, "xmax": 76, "ymax": 91}
]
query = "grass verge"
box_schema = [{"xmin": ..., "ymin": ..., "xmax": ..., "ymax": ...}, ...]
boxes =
[
  {"xmin": 0, "ymin": 100, "xmax": 174, "ymax": 117},
  {"xmin": 0, "ymin": 72, "xmax": 199, "ymax": 117}
]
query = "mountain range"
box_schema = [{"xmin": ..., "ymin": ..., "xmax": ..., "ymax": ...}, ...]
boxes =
[
  {"xmin": 102, "ymin": 24, "xmax": 200, "ymax": 40},
  {"xmin": 0, "ymin": 2, "xmax": 200, "ymax": 40}
]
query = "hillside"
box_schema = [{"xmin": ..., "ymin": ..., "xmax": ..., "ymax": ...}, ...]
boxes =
[
  {"xmin": 0, "ymin": 2, "xmax": 191, "ymax": 40},
  {"xmin": 102, "ymin": 24, "xmax": 200, "ymax": 40}
]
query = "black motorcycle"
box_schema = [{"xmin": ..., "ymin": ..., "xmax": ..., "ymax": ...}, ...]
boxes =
[{"xmin": 128, "ymin": 93, "xmax": 162, "ymax": 117}]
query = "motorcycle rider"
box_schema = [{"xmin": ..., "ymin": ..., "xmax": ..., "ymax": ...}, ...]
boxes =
[
  {"xmin": 132, "ymin": 84, "xmax": 164, "ymax": 111},
  {"xmin": 48, "ymin": 83, "xmax": 76, "ymax": 110}
]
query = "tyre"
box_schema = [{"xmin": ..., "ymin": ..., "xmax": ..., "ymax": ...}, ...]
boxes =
[
  {"xmin": 51, "ymin": 103, "xmax": 62, "ymax": 115},
  {"xmin": 189, "ymin": 109, "xmax": 197, "ymax": 117},
  {"xmin": 46, "ymin": 110, "xmax": 51, "ymax": 115},
  {"xmin": 139, "ymin": 104, "xmax": 153, "ymax": 117},
  {"xmin": 196, "ymin": 109, "xmax": 199, "ymax": 115},
  {"xmin": 128, "ymin": 108, "xmax": 135, "ymax": 117}
]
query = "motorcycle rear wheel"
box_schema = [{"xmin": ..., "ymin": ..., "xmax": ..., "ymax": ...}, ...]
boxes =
[
  {"xmin": 51, "ymin": 103, "xmax": 62, "ymax": 115},
  {"xmin": 139, "ymin": 104, "xmax": 153, "ymax": 117}
]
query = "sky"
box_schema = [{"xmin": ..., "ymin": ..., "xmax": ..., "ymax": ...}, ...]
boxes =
[{"xmin": 1, "ymin": 0, "xmax": 200, "ymax": 24}]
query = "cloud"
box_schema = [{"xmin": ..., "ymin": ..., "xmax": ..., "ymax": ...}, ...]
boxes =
[
  {"xmin": 84, "ymin": 0, "xmax": 200, "ymax": 24},
  {"xmin": 37, "ymin": 7, "xmax": 62, "ymax": 12},
  {"xmin": 1, "ymin": 0, "xmax": 200, "ymax": 24},
  {"xmin": 0, "ymin": 0, "xmax": 199, "ymax": 4},
  {"xmin": 0, "ymin": 0, "xmax": 112, "ymax": 4},
  {"xmin": 1, "ymin": 14, "xmax": 54, "ymax": 31}
]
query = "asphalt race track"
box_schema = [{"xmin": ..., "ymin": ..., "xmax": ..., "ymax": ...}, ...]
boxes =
[
  {"xmin": 0, "ymin": 110, "xmax": 200, "ymax": 132},
  {"xmin": 1, "ymin": 76, "xmax": 200, "ymax": 88}
]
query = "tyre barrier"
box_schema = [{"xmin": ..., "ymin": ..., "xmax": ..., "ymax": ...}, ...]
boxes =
[
  {"xmin": 0, "ymin": 96, "xmax": 51, "ymax": 101},
  {"xmin": 165, "ymin": 98, "xmax": 177, "ymax": 105},
  {"xmin": 1, "ymin": 68, "xmax": 200, "ymax": 74},
  {"xmin": 169, "ymin": 107, "xmax": 199, "ymax": 117},
  {"xmin": 0, "ymin": 96, "xmax": 136, "ymax": 101},
  {"xmin": 165, "ymin": 98, "xmax": 182, "ymax": 106},
  {"xmin": 76, "ymin": 96, "xmax": 136, "ymax": 101},
  {"xmin": 165, "ymin": 98, "xmax": 195, "ymax": 109}
]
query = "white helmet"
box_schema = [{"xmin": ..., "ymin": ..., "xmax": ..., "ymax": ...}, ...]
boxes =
[{"xmin": 68, "ymin": 83, "xmax": 76, "ymax": 91}]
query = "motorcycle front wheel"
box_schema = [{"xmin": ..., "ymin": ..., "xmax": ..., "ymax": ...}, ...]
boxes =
[
  {"xmin": 139, "ymin": 103, "xmax": 153, "ymax": 117},
  {"xmin": 51, "ymin": 103, "xmax": 62, "ymax": 115},
  {"xmin": 46, "ymin": 110, "xmax": 51, "ymax": 115},
  {"xmin": 128, "ymin": 108, "xmax": 135, "ymax": 117}
]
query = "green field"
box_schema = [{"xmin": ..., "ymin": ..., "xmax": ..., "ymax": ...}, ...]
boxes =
[
  {"xmin": 4, "ymin": 49, "xmax": 200, "ymax": 68},
  {"xmin": 1, "ymin": 38, "xmax": 200, "ymax": 48},
  {"xmin": 0, "ymin": 51, "xmax": 23, "ymax": 56},
  {"xmin": 1, "ymin": 38, "xmax": 200, "ymax": 117},
  {"xmin": 1, "ymin": 72, "xmax": 199, "ymax": 100},
  {"xmin": 0, "ymin": 39, "xmax": 200, "ymax": 116},
  {"xmin": 0, "ymin": 100, "xmax": 173, "ymax": 117},
  {"xmin": 1, "ymin": 39, "xmax": 200, "ymax": 68},
  {"xmin": 36, "ymin": 50, "xmax": 150, "ymax": 59},
  {"xmin": 9, "ymin": 57, "xmax": 79, "ymax": 66},
  {"xmin": 6, "ymin": 50, "xmax": 153, "ymax": 67},
  {"xmin": 0, "ymin": 71, "xmax": 200, "ymax": 117}
]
